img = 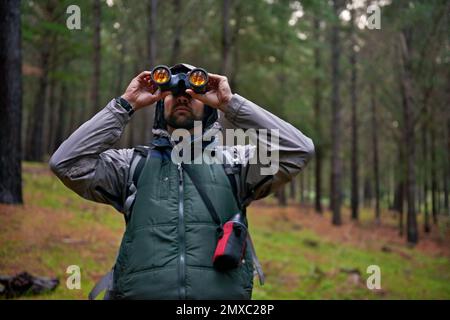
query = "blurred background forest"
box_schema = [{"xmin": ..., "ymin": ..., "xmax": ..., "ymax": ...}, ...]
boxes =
[{"xmin": 0, "ymin": 0, "xmax": 449, "ymax": 299}]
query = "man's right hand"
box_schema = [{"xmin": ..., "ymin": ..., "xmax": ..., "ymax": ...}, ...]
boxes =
[{"xmin": 121, "ymin": 71, "xmax": 170, "ymax": 111}]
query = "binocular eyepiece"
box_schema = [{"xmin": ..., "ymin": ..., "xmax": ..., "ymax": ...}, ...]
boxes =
[{"xmin": 151, "ymin": 65, "xmax": 208, "ymax": 96}]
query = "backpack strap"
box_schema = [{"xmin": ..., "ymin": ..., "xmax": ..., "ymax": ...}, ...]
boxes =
[
  {"xmin": 123, "ymin": 145, "xmax": 150, "ymax": 222},
  {"xmin": 181, "ymin": 164, "xmax": 222, "ymax": 226},
  {"xmin": 88, "ymin": 269, "xmax": 114, "ymax": 300}
]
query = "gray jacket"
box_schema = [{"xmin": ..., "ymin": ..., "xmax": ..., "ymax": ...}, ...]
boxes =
[{"xmin": 49, "ymin": 94, "xmax": 314, "ymax": 212}]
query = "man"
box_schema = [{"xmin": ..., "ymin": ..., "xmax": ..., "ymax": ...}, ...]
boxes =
[{"xmin": 49, "ymin": 63, "xmax": 314, "ymax": 300}]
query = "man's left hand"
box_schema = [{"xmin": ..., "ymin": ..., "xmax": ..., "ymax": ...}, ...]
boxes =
[{"xmin": 185, "ymin": 73, "xmax": 233, "ymax": 112}]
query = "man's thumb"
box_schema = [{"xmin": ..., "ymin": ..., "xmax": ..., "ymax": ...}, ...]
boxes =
[{"xmin": 186, "ymin": 89, "xmax": 203, "ymax": 101}]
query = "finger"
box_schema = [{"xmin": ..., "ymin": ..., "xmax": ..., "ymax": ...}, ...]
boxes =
[
  {"xmin": 137, "ymin": 71, "xmax": 151, "ymax": 79},
  {"xmin": 207, "ymin": 72, "xmax": 226, "ymax": 80},
  {"xmin": 207, "ymin": 73, "xmax": 228, "ymax": 85},
  {"xmin": 185, "ymin": 89, "xmax": 204, "ymax": 101},
  {"xmin": 147, "ymin": 80, "xmax": 158, "ymax": 93},
  {"xmin": 137, "ymin": 71, "xmax": 152, "ymax": 83},
  {"xmin": 155, "ymin": 89, "xmax": 171, "ymax": 100}
]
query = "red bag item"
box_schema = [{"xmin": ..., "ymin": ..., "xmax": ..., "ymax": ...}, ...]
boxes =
[{"xmin": 213, "ymin": 213, "xmax": 248, "ymax": 271}]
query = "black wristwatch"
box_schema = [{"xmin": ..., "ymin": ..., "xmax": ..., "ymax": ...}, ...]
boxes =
[{"xmin": 116, "ymin": 96, "xmax": 135, "ymax": 116}]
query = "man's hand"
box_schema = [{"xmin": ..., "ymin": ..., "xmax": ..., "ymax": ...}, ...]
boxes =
[
  {"xmin": 121, "ymin": 71, "xmax": 170, "ymax": 111},
  {"xmin": 186, "ymin": 73, "xmax": 233, "ymax": 112}
]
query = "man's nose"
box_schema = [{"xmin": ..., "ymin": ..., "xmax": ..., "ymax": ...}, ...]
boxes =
[{"xmin": 176, "ymin": 94, "xmax": 190, "ymax": 104}]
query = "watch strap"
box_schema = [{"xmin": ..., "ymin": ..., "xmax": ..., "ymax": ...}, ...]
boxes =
[{"xmin": 116, "ymin": 97, "xmax": 135, "ymax": 116}]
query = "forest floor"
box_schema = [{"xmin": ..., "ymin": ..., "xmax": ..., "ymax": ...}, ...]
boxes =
[{"xmin": 0, "ymin": 162, "xmax": 449, "ymax": 299}]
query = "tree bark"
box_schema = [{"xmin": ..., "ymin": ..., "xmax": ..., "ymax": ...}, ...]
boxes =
[
  {"xmin": 399, "ymin": 31, "xmax": 418, "ymax": 244},
  {"xmin": 53, "ymin": 84, "xmax": 68, "ymax": 152},
  {"xmin": 0, "ymin": 0, "xmax": 23, "ymax": 204},
  {"xmin": 330, "ymin": 0, "xmax": 343, "ymax": 225},
  {"xmin": 170, "ymin": 0, "xmax": 182, "ymax": 65},
  {"xmin": 422, "ymin": 124, "xmax": 430, "ymax": 232},
  {"xmin": 393, "ymin": 181, "xmax": 405, "ymax": 236},
  {"xmin": 277, "ymin": 186, "xmax": 287, "ymax": 207},
  {"xmin": 370, "ymin": 86, "xmax": 380, "ymax": 224},
  {"xmin": 25, "ymin": 41, "xmax": 50, "ymax": 161},
  {"xmin": 350, "ymin": 8, "xmax": 359, "ymax": 221},
  {"xmin": 147, "ymin": 0, "xmax": 157, "ymax": 67},
  {"xmin": 142, "ymin": 0, "xmax": 158, "ymax": 144},
  {"xmin": 430, "ymin": 126, "xmax": 438, "ymax": 224},
  {"xmin": 289, "ymin": 178, "xmax": 297, "ymax": 201},
  {"xmin": 115, "ymin": 41, "xmax": 127, "ymax": 96},
  {"xmin": 90, "ymin": 0, "xmax": 101, "ymax": 114},
  {"xmin": 46, "ymin": 70, "xmax": 58, "ymax": 155},
  {"xmin": 313, "ymin": 16, "xmax": 323, "ymax": 214},
  {"xmin": 300, "ymin": 172, "xmax": 305, "ymax": 204},
  {"xmin": 221, "ymin": 0, "xmax": 233, "ymax": 77}
]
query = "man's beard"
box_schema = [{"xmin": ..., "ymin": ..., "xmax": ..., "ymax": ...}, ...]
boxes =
[{"xmin": 165, "ymin": 105, "xmax": 201, "ymax": 130}]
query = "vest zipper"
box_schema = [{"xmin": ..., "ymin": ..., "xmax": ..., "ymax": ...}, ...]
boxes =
[{"xmin": 177, "ymin": 163, "xmax": 186, "ymax": 299}]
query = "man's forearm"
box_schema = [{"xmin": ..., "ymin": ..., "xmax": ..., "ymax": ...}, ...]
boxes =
[
  {"xmin": 221, "ymin": 93, "xmax": 315, "ymax": 196},
  {"xmin": 223, "ymin": 94, "xmax": 314, "ymax": 160},
  {"xmin": 49, "ymin": 99, "xmax": 131, "ymax": 177}
]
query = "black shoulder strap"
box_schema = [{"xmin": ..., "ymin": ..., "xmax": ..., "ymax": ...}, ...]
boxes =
[
  {"xmin": 181, "ymin": 164, "xmax": 222, "ymax": 226},
  {"xmin": 131, "ymin": 145, "xmax": 150, "ymax": 186},
  {"xmin": 123, "ymin": 146, "xmax": 150, "ymax": 222}
]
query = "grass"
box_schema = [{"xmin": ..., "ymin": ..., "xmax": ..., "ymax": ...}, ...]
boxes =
[{"xmin": 0, "ymin": 162, "xmax": 449, "ymax": 300}]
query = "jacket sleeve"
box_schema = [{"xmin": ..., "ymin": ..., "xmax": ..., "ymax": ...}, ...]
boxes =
[
  {"xmin": 220, "ymin": 94, "xmax": 315, "ymax": 202},
  {"xmin": 49, "ymin": 99, "xmax": 134, "ymax": 213}
]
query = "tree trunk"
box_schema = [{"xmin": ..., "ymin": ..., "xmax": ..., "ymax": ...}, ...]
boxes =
[
  {"xmin": 399, "ymin": 31, "xmax": 418, "ymax": 244},
  {"xmin": 350, "ymin": 8, "xmax": 359, "ymax": 221},
  {"xmin": 0, "ymin": 0, "xmax": 23, "ymax": 204},
  {"xmin": 53, "ymin": 84, "xmax": 68, "ymax": 152},
  {"xmin": 392, "ymin": 182, "xmax": 402, "ymax": 212},
  {"xmin": 363, "ymin": 177, "xmax": 372, "ymax": 206},
  {"xmin": 221, "ymin": 0, "xmax": 232, "ymax": 77},
  {"xmin": 26, "ymin": 41, "xmax": 50, "ymax": 161},
  {"xmin": 300, "ymin": 172, "xmax": 305, "ymax": 204},
  {"xmin": 170, "ymin": 0, "xmax": 182, "ymax": 65},
  {"xmin": 148, "ymin": 0, "xmax": 157, "ymax": 67},
  {"xmin": 46, "ymin": 72, "xmax": 58, "ymax": 155},
  {"xmin": 445, "ymin": 106, "xmax": 450, "ymax": 215},
  {"xmin": 370, "ymin": 85, "xmax": 380, "ymax": 224},
  {"xmin": 277, "ymin": 186, "xmax": 287, "ymax": 207},
  {"xmin": 115, "ymin": 40, "xmax": 127, "ymax": 96},
  {"xmin": 430, "ymin": 126, "xmax": 438, "ymax": 224},
  {"xmin": 141, "ymin": 0, "xmax": 158, "ymax": 145},
  {"xmin": 421, "ymin": 121, "xmax": 431, "ymax": 233},
  {"xmin": 313, "ymin": 16, "xmax": 323, "ymax": 214},
  {"xmin": 330, "ymin": 0, "xmax": 343, "ymax": 226},
  {"xmin": 289, "ymin": 178, "xmax": 297, "ymax": 201},
  {"xmin": 90, "ymin": 0, "xmax": 101, "ymax": 114}
]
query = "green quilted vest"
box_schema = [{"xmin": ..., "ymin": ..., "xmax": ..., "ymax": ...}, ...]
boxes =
[{"xmin": 112, "ymin": 142, "xmax": 254, "ymax": 299}]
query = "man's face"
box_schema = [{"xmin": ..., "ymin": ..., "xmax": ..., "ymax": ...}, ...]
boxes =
[{"xmin": 163, "ymin": 93, "xmax": 205, "ymax": 130}]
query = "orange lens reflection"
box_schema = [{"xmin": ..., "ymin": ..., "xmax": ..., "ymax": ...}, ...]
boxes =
[
  {"xmin": 189, "ymin": 71, "xmax": 207, "ymax": 87},
  {"xmin": 152, "ymin": 68, "xmax": 170, "ymax": 84}
]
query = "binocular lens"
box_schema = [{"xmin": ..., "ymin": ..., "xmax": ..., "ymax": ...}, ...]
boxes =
[
  {"xmin": 152, "ymin": 67, "xmax": 170, "ymax": 84},
  {"xmin": 189, "ymin": 70, "xmax": 208, "ymax": 87}
]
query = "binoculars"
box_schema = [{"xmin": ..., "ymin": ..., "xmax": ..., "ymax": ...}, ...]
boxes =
[{"xmin": 151, "ymin": 65, "xmax": 208, "ymax": 96}]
